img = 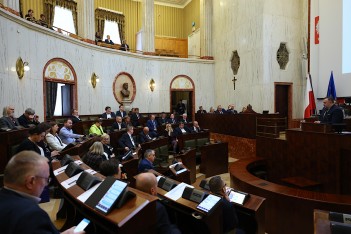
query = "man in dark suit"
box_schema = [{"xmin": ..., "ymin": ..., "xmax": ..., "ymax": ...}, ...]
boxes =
[
  {"xmin": 131, "ymin": 107, "xmax": 141, "ymax": 127},
  {"xmin": 0, "ymin": 105, "xmax": 20, "ymax": 130},
  {"xmin": 0, "ymin": 151, "xmax": 83, "ymax": 234},
  {"xmin": 120, "ymin": 39, "xmax": 130, "ymax": 51},
  {"xmin": 116, "ymin": 105, "xmax": 127, "ymax": 118},
  {"xmin": 214, "ymin": 105, "xmax": 226, "ymax": 114},
  {"xmin": 190, "ymin": 121, "xmax": 201, "ymax": 133},
  {"xmin": 318, "ymin": 97, "xmax": 344, "ymax": 124},
  {"xmin": 167, "ymin": 113, "xmax": 177, "ymax": 124},
  {"xmin": 118, "ymin": 126, "xmax": 140, "ymax": 152},
  {"xmin": 174, "ymin": 122, "xmax": 191, "ymax": 136},
  {"xmin": 112, "ymin": 116, "xmax": 126, "ymax": 131},
  {"xmin": 135, "ymin": 172, "xmax": 181, "ymax": 233},
  {"xmin": 18, "ymin": 108, "xmax": 39, "ymax": 128},
  {"xmin": 158, "ymin": 112, "xmax": 168, "ymax": 126},
  {"xmin": 179, "ymin": 113, "xmax": 189, "ymax": 123},
  {"xmin": 104, "ymin": 35, "xmax": 114, "ymax": 45},
  {"xmin": 71, "ymin": 109, "xmax": 82, "ymax": 124},
  {"xmin": 137, "ymin": 149, "xmax": 155, "ymax": 172},
  {"xmin": 101, "ymin": 106, "xmax": 116, "ymax": 119},
  {"xmin": 146, "ymin": 114, "xmax": 159, "ymax": 136},
  {"xmin": 139, "ymin": 127, "xmax": 157, "ymax": 143},
  {"xmin": 197, "ymin": 106, "xmax": 207, "ymax": 114},
  {"xmin": 226, "ymin": 104, "xmax": 238, "ymax": 114}
]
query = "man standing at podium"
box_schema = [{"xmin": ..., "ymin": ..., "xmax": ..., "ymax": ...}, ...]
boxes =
[{"xmin": 317, "ymin": 97, "xmax": 343, "ymax": 124}]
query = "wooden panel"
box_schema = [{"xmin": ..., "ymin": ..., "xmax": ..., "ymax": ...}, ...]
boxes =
[{"xmin": 155, "ymin": 36, "xmax": 188, "ymax": 58}]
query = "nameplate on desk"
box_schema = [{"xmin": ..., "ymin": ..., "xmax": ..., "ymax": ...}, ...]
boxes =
[
  {"xmin": 77, "ymin": 182, "xmax": 103, "ymax": 203},
  {"xmin": 54, "ymin": 160, "xmax": 83, "ymax": 176},
  {"xmin": 164, "ymin": 182, "xmax": 194, "ymax": 201},
  {"xmin": 329, "ymin": 212, "xmax": 351, "ymax": 224}
]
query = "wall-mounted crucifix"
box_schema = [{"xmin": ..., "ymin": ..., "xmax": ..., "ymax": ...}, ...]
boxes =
[{"xmin": 230, "ymin": 50, "xmax": 240, "ymax": 91}]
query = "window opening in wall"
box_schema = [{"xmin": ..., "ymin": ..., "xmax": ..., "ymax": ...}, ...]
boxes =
[
  {"xmin": 53, "ymin": 6, "xmax": 76, "ymax": 35},
  {"xmin": 103, "ymin": 20, "xmax": 121, "ymax": 44}
]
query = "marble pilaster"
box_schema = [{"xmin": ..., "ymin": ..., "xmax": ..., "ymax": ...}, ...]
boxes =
[
  {"xmin": 200, "ymin": 0, "xmax": 213, "ymax": 59},
  {"xmin": 76, "ymin": 0, "xmax": 95, "ymax": 40},
  {"xmin": 141, "ymin": 0, "xmax": 155, "ymax": 53}
]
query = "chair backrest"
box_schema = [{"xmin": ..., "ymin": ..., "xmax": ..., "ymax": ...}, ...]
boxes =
[
  {"xmin": 184, "ymin": 139, "xmax": 196, "ymax": 149},
  {"xmin": 197, "ymin": 138, "xmax": 209, "ymax": 148}
]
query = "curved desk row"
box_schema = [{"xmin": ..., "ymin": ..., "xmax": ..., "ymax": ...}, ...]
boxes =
[{"xmin": 230, "ymin": 157, "xmax": 351, "ymax": 234}]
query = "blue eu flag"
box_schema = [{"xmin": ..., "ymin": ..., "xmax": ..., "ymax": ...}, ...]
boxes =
[{"xmin": 327, "ymin": 71, "xmax": 337, "ymax": 99}]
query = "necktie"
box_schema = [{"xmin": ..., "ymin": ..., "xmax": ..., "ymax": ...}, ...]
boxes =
[
  {"xmin": 147, "ymin": 134, "xmax": 151, "ymax": 139},
  {"xmin": 118, "ymin": 123, "xmax": 121, "ymax": 129},
  {"xmin": 130, "ymin": 135, "xmax": 135, "ymax": 147},
  {"xmin": 153, "ymin": 121, "xmax": 156, "ymax": 130}
]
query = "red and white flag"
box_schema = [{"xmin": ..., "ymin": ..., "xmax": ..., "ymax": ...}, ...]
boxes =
[{"xmin": 304, "ymin": 74, "xmax": 316, "ymax": 118}]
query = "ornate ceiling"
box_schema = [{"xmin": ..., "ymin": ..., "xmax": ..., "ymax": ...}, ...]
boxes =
[{"xmin": 133, "ymin": 0, "xmax": 192, "ymax": 8}]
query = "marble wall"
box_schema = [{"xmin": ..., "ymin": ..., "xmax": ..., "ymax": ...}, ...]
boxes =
[
  {"xmin": 212, "ymin": 0, "xmax": 308, "ymax": 118},
  {"xmin": 0, "ymin": 9, "xmax": 215, "ymax": 121}
]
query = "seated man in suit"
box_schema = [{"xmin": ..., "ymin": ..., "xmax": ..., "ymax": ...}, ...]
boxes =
[
  {"xmin": 135, "ymin": 172, "xmax": 181, "ymax": 233},
  {"xmin": 118, "ymin": 125, "xmax": 141, "ymax": 153},
  {"xmin": 158, "ymin": 112, "xmax": 168, "ymax": 126},
  {"xmin": 18, "ymin": 108, "xmax": 39, "ymax": 128},
  {"xmin": 0, "ymin": 105, "xmax": 20, "ymax": 130},
  {"xmin": 197, "ymin": 106, "xmax": 207, "ymax": 114},
  {"xmin": 104, "ymin": 35, "xmax": 114, "ymax": 45},
  {"xmin": 138, "ymin": 149, "xmax": 156, "ymax": 172},
  {"xmin": 209, "ymin": 176, "xmax": 241, "ymax": 234},
  {"xmin": 174, "ymin": 122, "xmax": 191, "ymax": 136},
  {"xmin": 112, "ymin": 116, "xmax": 126, "ymax": 131},
  {"xmin": 0, "ymin": 151, "xmax": 83, "ymax": 234},
  {"xmin": 179, "ymin": 113, "xmax": 189, "ymax": 123},
  {"xmin": 89, "ymin": 118, "xmax": 105, "ymax": 136},
  {"xmin": 120, "ymin": 39, "xmax": 130, "ymax": 51},
  {"xmin": 167, "ymin": 113, "xmax": 177, "ymax": 124},
  {"xmin": 214, "ymin": 105, "xmax": 225, "ymax": 114},
  {"xmin": 146, "ymin": 114, "xmax": 159, "ymax": 137},
  {"xmin": 139, "ymin": 127, "xmax": 157, "ymax": 143},
  {"xmin": 71, "ymin": 109, "xmax": 82, "ymax": 124},
  {"xmin": 101, "ymin": 106, "xmax": 116, "ymax": 119},
  {"xmin": 59, "ymin": 118, "xmax": 84, "ymax": 144},
  {"xmin": 190, "ymin": 121, "xmax": 201, "ymax": 133},
  {"xmin": 317, "ymin": 97, "xmax": 344, "ymax": 124},
  {"xmin": 25, "ymin": 9, "xmax": 36, "ymax": 23},
  {"xmin": 131, "ymin": 107, "xmax": 141, "ymax": 127},
  {"xmin": 116, "ymin": 105, "xmax": 127, "ymax": 118},
  {"xmin": 226, "ymin": 104, "xmax": 238, "ymax": 114}
]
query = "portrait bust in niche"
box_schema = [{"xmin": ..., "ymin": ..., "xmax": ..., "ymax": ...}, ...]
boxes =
[{"xmin": 121, "ymin": 82, "xmax": 130, "ymax": 98}]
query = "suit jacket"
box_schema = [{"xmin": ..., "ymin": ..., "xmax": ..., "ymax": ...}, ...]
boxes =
[
  {"xmin": 190, "ymin": 126, "xmax": 201, "ymax": 133},
  {"xmin": 45, "ymin": 133, "xmax": 66, "ymax": 151},
  {"xmin": 197, "ymin": 110, "xmax": 207, "ymax": 114},
  {"xmin": 131, "ymin": 113, "xmax": 141, "ymax": 127},
  {"xmin": 112, "ymin": 122, "xmax": 127, "ymax": 131},
  {"xmin": 319, "ymin": 104, "xmax": 344, "ymax": 124},
  {"xmin": 221, "ymin": 197, "xmax": 239, "ymax": 233},
  {"xmin": 226, "ymin": 109, "xmax": 238, "ymax": 114},
  {"xmin": 158, "ymin": 118, "xmax": 168, "ymax": 126},
  {"xmin": 167, "ymin": 118, "xmax": 177, "ymax": 124},
  {"xmin": 179, "ymin": 118, "xmax": 189, "ymax": 124},
  {"xmin": 119, "ymin": 133, "xmax": 137, "ymax": 149},
  {"xmin": 101, "ymin": 112, "xmax": 116, "ymax": 119},
  {"xmin": 18, "ymin": 114, "xmax": 38, "ymax": 128},
  {"xmin": 120, "ymin": 43, "xmax": 129, "ymax": 51},
  {"xmin": 16, "ymin": 138, "xmax": 41, "ymax": 155},
  {"xmin": 156, "ymin": 201, "xmax": 181, "ymax": 234},
  {"xmin": 138, "ymin": 158, "xmax": 154, "ymax": 172},
  {"xmin": 214, "ymin": 109, "xmax": 226, "ymax": 114},
  {"xmin": 174, "ymin": 126, "xmax": 191, "ymax": 136},
  {"xmin": 116, "ymin": 110, "xmax": 127, "ymax": 118},
  {"xmin": 71, "ymin": 115, "xmax": 81, "ymax": 124},
  {"xmin": 139, "ymin": 132, "xmax": 154, "ymax": 143},
  {"xmin": 104, "ymin": 39, "xmax": 114, "ymax": 45},
  {"xmin": 0, "ymin": 188, "xmax": 59, "ymax": 234},
  {"xmin": 0, "ymin": 116, "xmax": 20, "ymax": 130},
  {"xmin": 146, "ymin": 119, "xmax": 158, "ymax": 132}
]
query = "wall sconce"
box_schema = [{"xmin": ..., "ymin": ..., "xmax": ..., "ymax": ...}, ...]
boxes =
[
  {"xmin": 149, "ymin": 78, "xmax": 155, "ymax": 92},
  {"xmin": 91, "ymin": 72, "xmax": 100, "ymax": 88},
  {"xmin": 16, "ymin": 57, "xmax": 30, "ymax": 79}
]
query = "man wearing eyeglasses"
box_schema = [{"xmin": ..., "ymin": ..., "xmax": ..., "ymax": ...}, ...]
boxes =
[{"xmin": 0, "ymin": 151, "xmax": 84, "ymax": 234}]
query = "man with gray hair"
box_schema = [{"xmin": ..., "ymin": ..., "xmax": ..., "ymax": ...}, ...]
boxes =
[
  {"xmin": 138, "ymin": 149, "xmax": 155, "ymax": 173},
  {"xmin": 0, "ymin": 105, "xmax": 20, "ymax": 130},
  {"xmin": 18, "ymin": 107, "xmax": 40, "ymax": 128},
  {"xmin": 0, "ymin": 151, "xmax": 84, "ymax": 234}
]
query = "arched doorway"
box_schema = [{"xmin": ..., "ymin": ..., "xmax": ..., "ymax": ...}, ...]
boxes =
[
  {"xmin": 170, "ymin": 75, "xmax": 195, "ymax": 121},
  {"xmin": 43, "ymin": 58, "xmax": 77, "ymax": 120}
]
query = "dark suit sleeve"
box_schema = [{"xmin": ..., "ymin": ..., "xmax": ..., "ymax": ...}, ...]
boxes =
[
  {"xmin": 331, "ymin": 108, "xmax": 344, "ymax": 124},
  {"xmin": 118, "ymin": 134, "xmax": 128, "ymax": 148},
  {"xmin": 156, "ymin": 202, "xmax": 181, "ymax": 234}
]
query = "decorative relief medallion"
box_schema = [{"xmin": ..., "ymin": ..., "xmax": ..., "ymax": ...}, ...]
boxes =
[
  {"xmin": 44, "ymin": 61, "xmax": 74, "ymax": 81},
  {"xmin": 277, "ymin": 43, "xmax": 289, "ymax": 70},
  {"xmin": 171, "ymin": 77, "xmax": 193, "ymax": 89},
  {"xmin": 230, "ymin": 50, "xmax": 240, "ymax": 75},
  {"xmin": 113, "ymin": 72, "xmax": 136, "ymax": 104}
]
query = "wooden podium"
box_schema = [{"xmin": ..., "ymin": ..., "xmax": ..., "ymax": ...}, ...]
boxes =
[{"xmin": 301, "ymin": 122, "xmax": 332, "ymax": 133}]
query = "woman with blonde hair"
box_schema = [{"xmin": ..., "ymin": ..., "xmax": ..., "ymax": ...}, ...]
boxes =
[
  {"xmin": 82, "ymin": 141, "xmax": 106, "ymax": 171},
  {"xmin": 164, "ymin": 124, "xmax": 178, "ymax": 153}
]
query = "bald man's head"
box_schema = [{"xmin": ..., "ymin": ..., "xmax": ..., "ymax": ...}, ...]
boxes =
[{"xmin": 135, "ymin": 172, "xmax": 158, "ymax": 196}]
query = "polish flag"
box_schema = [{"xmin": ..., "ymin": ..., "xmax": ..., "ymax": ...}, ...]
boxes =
[{"xmin": 304, "ymin": 74, "xmax": 316, "ymax": 118}]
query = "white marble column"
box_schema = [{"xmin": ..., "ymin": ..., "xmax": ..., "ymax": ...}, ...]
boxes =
[
  {"xmin": 76, "ymin": 0, "xmax": 95, "ymax": 40},
  {"xmin": 3, "ymin": 0, "xmax": 20, "ymax": 12},
  {"xmin": 200, "ymin": 0, "xmax": 213, "ymax": 59},
  {"xmin": 141, "ymin": 0, "xmax": 155, "ymax": 53}
]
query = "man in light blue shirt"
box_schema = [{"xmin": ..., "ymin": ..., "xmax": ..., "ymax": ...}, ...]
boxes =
[{"xmin": 59, "ymin": 119, "xmax": 84, "ymax": 144}]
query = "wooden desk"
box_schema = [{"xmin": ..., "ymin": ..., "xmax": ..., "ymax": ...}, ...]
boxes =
[
  {"xmin": 200, "ymin": 142, "xmax": 228, "ymax": 177},
  {"xmin": 52, "ymin": 158, "xmax": 157, "ymax": 233},
  {"xmin": 60, "ymin": 137, "xmax": 96, "ymax": 157},
  {"xmin": 314, "ymin": 210, "xmax": 331, "ymax": 234},
  {"xmin": 230, "ymin": 157, "xmax": 351, "ymax": 234},
  {"xmin": 301, "ymin": 122, "xmax": 332, "ymax": 133},
  {"xmin": 177, "ymin": 131, "xmax": 209, "ymax": 150}
]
